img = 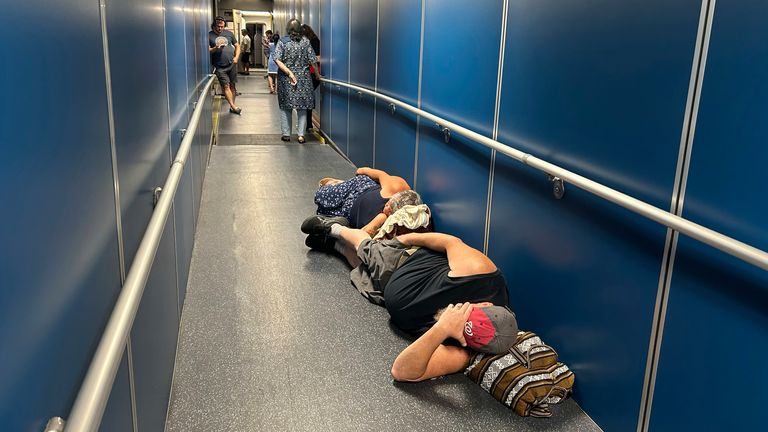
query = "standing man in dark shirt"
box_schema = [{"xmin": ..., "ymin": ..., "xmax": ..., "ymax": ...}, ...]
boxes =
[{"xmin": 208, "ymin": 16, "xmax": 242, "ymax": 114}]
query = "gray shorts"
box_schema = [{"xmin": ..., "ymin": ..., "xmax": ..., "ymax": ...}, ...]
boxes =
[
  {"xmin": 349, "ymin": 238, "xmax": 419, "ymax": 306},
  {"xmin": 214, "ymin": 64, "xmax": 237, "ymax": 87}
]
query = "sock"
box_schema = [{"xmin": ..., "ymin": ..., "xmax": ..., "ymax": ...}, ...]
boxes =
[{"xmin": 329, "ymin": 223, "xmax": 344, "ymax": 238}]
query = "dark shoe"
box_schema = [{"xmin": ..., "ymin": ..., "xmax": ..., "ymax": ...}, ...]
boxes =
[
  {"xmin": 297, "ymin": 136, "xmax": 306, "ymax": 143},
  {"xmin": 229, "ymin": 107, "xmax": 242, "ymax": 115},
  {"xmin": 305, "ymin": 234, "xmax": 336, "ymax": 252},
  {"xmin": 300, "ymin": 215, "xmax": 350, "ymax": 236},
  {"xmin": 281, "ymin": 135, "xmax": 290, "ymax": 142}
]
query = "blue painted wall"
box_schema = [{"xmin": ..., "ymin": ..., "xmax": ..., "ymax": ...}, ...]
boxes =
[
  {"xmin": 274, "ymin": 0, "xmax": 767, "ymax": 430},
  {"xmin": 650, "ymin": 1, "xmax": 768, "ymax": 430},
  {"xmin": 416, "ymin": 0, "xmax": 503, "ymax": 248},
  {"xmin": 346, "ymin": 0, "xmax": 378, "ymax": 167},
  {"xmin": 329, "ymin": 0, "xmax": 350, "ymax": 153},
  {"xmin": 0, "ymin": 0, "xmax": 213, "ymax": 430},
  {"xmin": 373, "ymin": 0, "xmax": 422, "ymax": 184},
  {"xmin": 490, "ymin": 2, "xmax": 701, "ymax": 431}
]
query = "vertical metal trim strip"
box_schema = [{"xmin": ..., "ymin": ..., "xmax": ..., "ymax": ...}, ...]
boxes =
[
  {"xmin": 413, "ymin": 0, "xmax": 426, "ymax": 189},
  {"xmin": 99, "ymin": 1, "xmax": 136, "ymax": 430},
  {"xmin": 329, "ymin": 0, "xmax": 333, "ymax": 140},
  {"xmin": 160, "ymin": 2, "xmax": 183, "ymax": 430},
  {"xmin": 372, "ymin": 0, "xmax": 380, "ymax": 167},
  {"xmin": 160, "ymin": 0, "xmax": 182, "ymax": 325},
  {"xmin": 346, "ymin": 0, "xmax": 351, "ymax": 155},
  {"xmin": 484, "ymin": 0, "xmax": 509, "ymax": 255},
  {"xmin": 637, "ymin": 1, "xmax": 716, "ymax": 431},
  {"xmin": 125, "ymin": 337, "xmax": 138, "ymax": 432}
]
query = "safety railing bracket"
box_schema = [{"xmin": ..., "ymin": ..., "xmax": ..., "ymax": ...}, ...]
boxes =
[
  {"xmin": 548, "ymin": 175, "xmax": 565, "ymax": 199},
  {"xmin": 44, "ymin": 417, "xmax": 65, "ymax": 432},
  {"xmin": 388, "ymin": 103, "xmax": 396, "ymax": 115},
  {"xmin": 153, "ymin": 187, "xmax": 163, "ymax": 208}
]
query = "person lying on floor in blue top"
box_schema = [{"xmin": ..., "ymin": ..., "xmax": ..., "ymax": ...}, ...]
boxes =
[
  {"xmin": 311, "ymin": 167, "xmax": 415, "ymax": 237},
  {"xmin": 300, "ymin": 217, "xmax": 518, "ymax": 381}
]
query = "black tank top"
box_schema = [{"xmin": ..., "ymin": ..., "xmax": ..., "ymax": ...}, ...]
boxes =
[
  {"xmin": 349, "ymin": 185, "xmax": 388, "ymax": 229},
  {"xmin": 383, "ymin": 248, "xmax": 509, "ymax": 336}
]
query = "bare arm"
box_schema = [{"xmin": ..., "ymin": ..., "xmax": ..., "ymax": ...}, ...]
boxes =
[
  {"xmin": 396, "ymin": 232, "xmax": 496, "ymax": 277},
  {"xmin": 355, "ymin": 167, "xmax": 410, "ymax": 195},
  {"xmin": 391, "ymin": 303, "xmax": 473, "ymax": 382},
  {"xmin": 233, "ymin": 43, "xmax": 240, "ymax": 63},
  {"xmin": 275, "ymin": 59, "xmax": 297, "ymax": 85},
  {"xmin": 360, "ymin": 213, "xmax": 388, "ymax": 237}
]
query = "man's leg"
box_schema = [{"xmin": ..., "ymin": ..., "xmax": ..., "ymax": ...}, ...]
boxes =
[
  {"xmin": 223, "ymin": 84, "xmax": 237, "ymax": 109},
  {"xmin": 335, "ymin": 226, "xmax": 370, "ymax": 251}
]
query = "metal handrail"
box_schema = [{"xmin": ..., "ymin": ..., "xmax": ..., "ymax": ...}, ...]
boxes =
[
  {"xmin": 321, "ymin": 77, "xmax": 768, "ymax": 271},
  {"xmin": 63, "ymin": 74, "xmax": 216, "ymax": 432}
]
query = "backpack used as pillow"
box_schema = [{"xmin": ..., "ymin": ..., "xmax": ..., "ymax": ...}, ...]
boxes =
[{"xmin": 464, "ymin": 331, "xmax": 575, "ymax": 418}]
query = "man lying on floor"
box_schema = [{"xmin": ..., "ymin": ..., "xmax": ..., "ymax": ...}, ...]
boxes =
[
  {"xmin": 300, "ymin": 217, "xmax": 518, "ymax": 381},
  {"xmin": 311, "ymin": 167, "xmax": 416, "ymax": 237}
]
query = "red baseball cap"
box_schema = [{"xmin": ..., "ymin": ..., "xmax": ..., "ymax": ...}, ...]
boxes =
[{"xmin": 464, "ymin": 305, "xmax": 518, "ymax": 354}]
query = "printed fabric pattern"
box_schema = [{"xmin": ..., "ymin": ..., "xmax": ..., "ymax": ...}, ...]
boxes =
[
  {"xmin": 464, "ymin": 331, "xmax": 575, "ymax": 418},
  {"xmin": 314, "ymin": 175, "xmax": 378, "ymax": 220},
  {"xmin": 275, "ymin": 36, "xmax": 317, "ymax": 110}
]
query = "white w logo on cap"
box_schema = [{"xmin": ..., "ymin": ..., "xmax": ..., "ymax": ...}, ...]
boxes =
[{"xmin": 464, "ymin": 321, "xmax": 474, "ymax": 336}]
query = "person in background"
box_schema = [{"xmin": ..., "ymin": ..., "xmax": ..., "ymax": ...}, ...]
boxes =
[
  {"xmin": 239, "ymin": 29, "xmax": 251, "ymax": 75},
  {"xmin": 208, "ymin": 16, "xmax": 241, "ymax": 114},
  {"xmin": 262, "ymin": 29, "xmax": 273, "ymax": 71},
  {"xmin": 274, "ymin": 19, "xmax": 320, "ymax": 143},
  {"xmin": 301, "ymin": 24, "xmax": 321, "ymax": 132},
  {"xmin": 267, "ymin": 33, "xmax": 279, "ymax": 93}
]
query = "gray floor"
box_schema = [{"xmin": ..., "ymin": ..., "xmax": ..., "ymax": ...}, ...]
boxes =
[{"xmin": 165, "ymin": 74, "xmax": 601, "ymax": 431}]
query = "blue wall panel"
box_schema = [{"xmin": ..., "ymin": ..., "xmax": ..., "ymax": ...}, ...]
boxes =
[
  {"xmin": 373, "ymin": 103, "xmax": 419, "ymax": 184},
  {"xmin": 415, "ymin": 0, "xmax": 502, "ymax": 248},
  {"xmin": 319, "ymin": 0, "xmax": 332, "ymax": 135},
  {"xmin": 329, "ymin": 0, "xmax": 349, "ymax": 152},
  {"xmin": 106, "ymin": 1, "xmax": 180, "ymax": 431},
  {"xmin": 0, "ymin": 1, "xmax": 131, "ymax": 430},
  {"xmin": 346, "ymin": 0, "xmax": 377, "ymax": 167},
  {"xmin": 167, "ymin": 0, "xmax": 194, "ymax": 314},
  {"xmin": 372, "ymin": 0, "xmax": 422, "ymax": 183},
  {"xmin": 651, "ymin": 1, "xmax": 768, "ymax": 430},
  {"xmin": 131, "ymin": 219, "xmax": 180, "ymax": 432},
  {"xmin": 489, "ymin": 1, "xmax": 701, "ymax": 430}
]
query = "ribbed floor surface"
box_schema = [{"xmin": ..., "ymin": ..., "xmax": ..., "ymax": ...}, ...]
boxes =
[{"xmin": 165, "ymin": 76, "xmax": 600, "ymax": 432}]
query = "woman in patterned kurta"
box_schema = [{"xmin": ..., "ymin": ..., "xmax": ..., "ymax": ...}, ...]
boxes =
[{"xmin": 274, "ymin": 19, "xmax": 319, "ymax": 143}]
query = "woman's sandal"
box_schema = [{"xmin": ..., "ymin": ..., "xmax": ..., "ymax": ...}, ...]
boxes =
[
  {"xmin": 281, "ymin": 136, "xmax": 290, "ymax": 142},
  {"xmin": 297, "ymin": 136, "xmax": 306, "ymax": 143}
]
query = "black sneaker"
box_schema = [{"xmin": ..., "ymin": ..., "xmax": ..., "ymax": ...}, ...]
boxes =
[
  {"xmin": 305, "ymin": 234, "xmax": 336, "ymax": 252},
  {"xmin": 300, "ymin": 215, "xmax": 350, "ymax": 236}
]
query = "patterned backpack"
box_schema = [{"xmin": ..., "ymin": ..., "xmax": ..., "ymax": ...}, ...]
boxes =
[{"xmin": 464, "ymin": 331, "xmax": 575, "ymax": 417}]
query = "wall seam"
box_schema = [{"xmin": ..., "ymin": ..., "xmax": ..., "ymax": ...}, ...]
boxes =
[
  {"xmin": 346, "ymin": 0, "xmax": 351, "ymax": 155},
  {"xmin": 637, "ymin": 1, "xmax": 716, "ymax": 431},
  {"xmin": 372, "ymin": 0, "xmax": 380, "ymax": 168},
  {"xmin": 484, "ymin": 0, "xmax": 509, "ymax": 255},
  {"xmin": 413, "ymin": 0, "xmax": 426, "ymax": 189},
  {"xmin": 99, "ymin": 0, "xmax": 137, "ymax": 429}
]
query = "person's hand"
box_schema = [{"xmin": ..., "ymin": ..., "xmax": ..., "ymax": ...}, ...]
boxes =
[
  {"xmin": 433, "ymin": 303, "xmax": 474, "ymax": 347},
  {"xmin": 289, "ymin": 73, "xmax": 297, "ymax": 86},
  {"xmin": 233, "ymin": 58, "xmax": 238, "ymax": 64}
]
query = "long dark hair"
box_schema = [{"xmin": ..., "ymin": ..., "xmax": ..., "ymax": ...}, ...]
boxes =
[{"xmin": 301, "ymin": 24, "xmax": 318, "ymax": 41}]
